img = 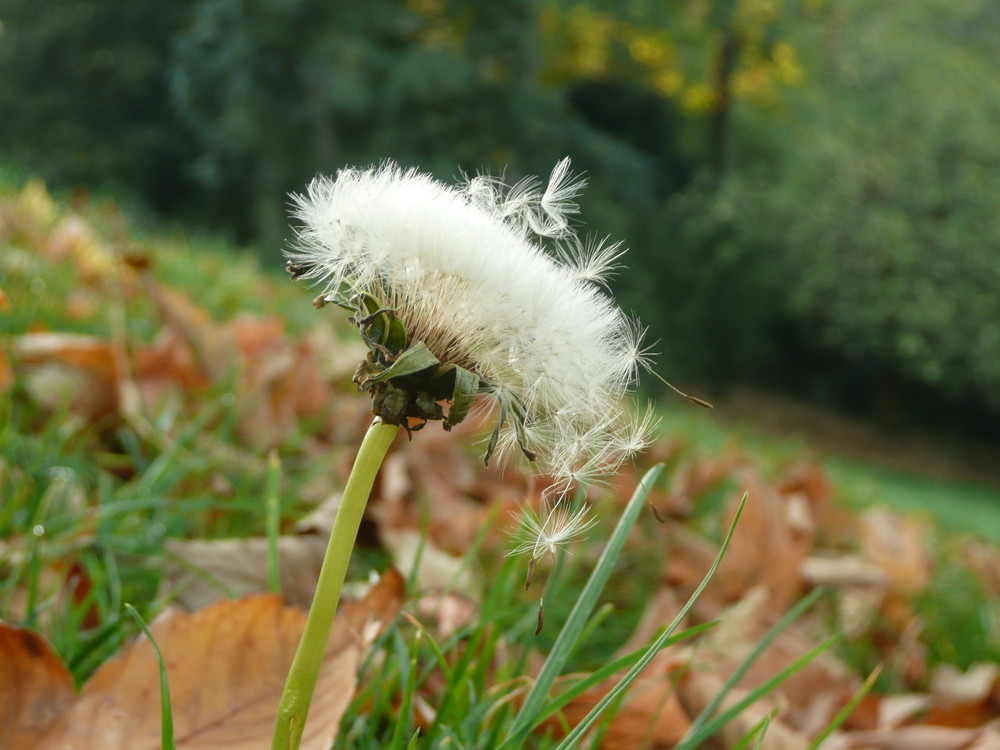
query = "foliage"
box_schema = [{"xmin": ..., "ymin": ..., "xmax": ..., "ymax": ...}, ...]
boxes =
[{"xmin": 672, "ymin": 0, "xmax": 1000, "ymax": 418}]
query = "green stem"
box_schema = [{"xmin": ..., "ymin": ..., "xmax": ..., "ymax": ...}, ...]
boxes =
[{"xmin": 272, "ymin": 418, "xmax": 399, "ymax": 750}]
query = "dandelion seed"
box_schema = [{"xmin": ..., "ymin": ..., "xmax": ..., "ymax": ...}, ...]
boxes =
[
  {"xmin": 287, "ymin": 158, "xmax": 652, "ymax": 493},
  {"xmin": 507, "ymin": 500, "xmax": 598, "ymax": 562}
]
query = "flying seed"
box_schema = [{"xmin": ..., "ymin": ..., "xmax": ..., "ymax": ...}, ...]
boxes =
[{"xmin": 535, "ymin": 599, "xmax": 545, "ymax": 636}]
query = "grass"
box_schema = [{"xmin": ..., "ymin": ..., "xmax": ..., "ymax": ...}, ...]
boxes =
[
  {"xmin": 4, "ymin": 177, "xmax": 1000, "ymax": 744},
  {"xmin": 657, "ymin": 406, "xmax": 1000, "ymax": 545}
]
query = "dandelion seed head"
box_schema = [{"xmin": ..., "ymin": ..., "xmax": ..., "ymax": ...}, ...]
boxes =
[{"xmin": 288, "ymin": 158, "xmax": 653, "ymax": 493}]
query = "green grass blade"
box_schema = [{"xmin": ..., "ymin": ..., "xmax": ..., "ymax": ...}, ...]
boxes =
[
  {"xmin": 540, "ymin": 621, "xmax": 718, "ymax": 720},
  {"xmin": 683, "ymin": 586, "xmax": 826, "ymax": 742},
  {"xmin": 499, "ymin": 464, "xmax": 665, "ymax": 750},
  {"xmin": 677, "ymin": 633, "xmax": 842, "ymax": 750},
  {"xmin": 728, "ymin": 709, "xmax": 775, "ymax": 750},
  {"xmin": 388, "ymin": 629, "xmax": 420, "ymax": 749},
  {"xmin": 125, "ymin": 603, "xmax": 175, "ymax": 750},
  {"xmin": 265, "ymin": 450, "xmax": 281, "ymax": 594},
  {"xmin": 552, "ymin": 492, "xmax": 747, "ymax": 750},
  {"xmin": 806, "ymin": 665, "xmax": 882, "ymax": 750}
]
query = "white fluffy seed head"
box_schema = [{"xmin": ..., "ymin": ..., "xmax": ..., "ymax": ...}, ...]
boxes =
[{"xmin": 288, "ymin": 158, "xmax": 651, "ymax": 494}]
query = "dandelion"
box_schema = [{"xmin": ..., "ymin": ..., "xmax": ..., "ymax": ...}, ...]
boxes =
[
  {"xmin": 286, "ymin": 157, "xmax": 653, "ymax": 490},
  {"xmin": 274, "ymin": 158, "xmax": 656, "ymax": 750}
]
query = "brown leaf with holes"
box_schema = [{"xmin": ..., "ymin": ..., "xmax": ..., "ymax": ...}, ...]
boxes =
[
  {"xmin": 0, "ymin": 623, "xmax": 76, "ymax": 750},
  {"xmin": 6, "ymin": 569, "xmax": 404, "ymax": 750}
]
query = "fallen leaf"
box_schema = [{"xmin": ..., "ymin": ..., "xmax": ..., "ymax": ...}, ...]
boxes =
[
  {"xmin": 711, "ymin": 469, "xmax": 816, "ymax": 613},
  {"xmin": 858, "ymin": 508, "xmax": 931, "ymax": 595},
  {"xmin": 0, "ymin": 344, "xmax": 13, "ymax": 393},
  {"xmin": 378, "ymin": 526, "xmax": 481, "ymax": 599},
  {"xmin": 694, "ymin": 587, "xmax": 858, "ymax": 736},
  {"xmin": 542, "ymin": 650, "xmax": 691, "ymax": 749},
  {"xmin": 45, "ymin": 215, "xmax": 116, "ymax": 282},
  {"xmin": 0, "ymin": 623, "xmax": 76, "ymax": 750},
  {"xmin": 148, "ymin": 280, "xmax": 237, "ymax": 383},
  {"xmin": 13, "ymin": 332, "xmax": 119, "ymax": 419},
  {"xmin": 677, "ymin": 670, "xmax": 811, "ymax": 750},
  {"xmin": 800, "ymin": 554, "xmax": 891, "ymax": 588},
  {"xmin": 931, "ymin": 663, "xmax": 999, "ymax": 708},
  {"xmin": 962, "ymin": 542, "xmax": 1000, "ymax": 601},
  {"xmin": 878, "ymin": 693, "xmax": 933, "ymax": 729},
  {"xmin": 31, "ymin": 569, "xmax": 404, "ymax": 750},
  {"xmin": 840, "ymin": 725, "xmax": 983, "ymax": 750},
  {"xmin": 161, "ymin": 535, "xmax": 330, "ymax": 610}
]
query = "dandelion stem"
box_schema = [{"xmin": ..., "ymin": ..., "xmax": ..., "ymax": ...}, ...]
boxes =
[{"xmin": 272, "ymin": 418, "xmax": 399, "ymax": 750}]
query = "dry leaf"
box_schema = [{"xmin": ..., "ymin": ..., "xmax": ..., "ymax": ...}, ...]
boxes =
[
  {"xmin": 0, "ymin": 344, "xmax": 13, "ymax": 393},
  {"xmin": 708, "ymin": 469, "xmax": 816, "ymax": 613},
  {"xmin": 148, "ymin": 280, "xmax": 237, "ymax": 383},
  {"xmin": 962, "ymin": 542, "xmax": 1000, "ymax": 601},
  {"xmin": 840, "ymin": 726, "xmax": 983, "ymax": 750},
  {"xmin": 800, "ymin": 554, "xmax": 891, "ymax": 588},
  {"xmin": 677, "ymin": 670, "xmax": 811, "ymax": 750},
  {"xmin": 931, "ymin": 664, "xmax": 1000, "ymax": 708},
  {"xmin": 694, "ymin": 587, "xmax": 858, "ymax": 736},
  {"xmin": 378, "ymin": 527, "xmax": 481, "ymax": 599},
  {"xmin": 542, "ymin": 650, "xmax": 691, "ymax": 749},
  {"xmin": 878, "ymin": 694, "xmax": 933, "ymax": 729},
  {"xmin": 859, "ymin": 508, "xmax": 931, "ymax": 595},
  {"xmin": 0, "ymin": 623, "xmax": 76, "ymax": 750},
  {"xmin": 45, "ymin": 215, "xmax": 116, "ymax": 282},
  {"xmin": 30, "ymin": 569, "xmax": 403, "ymax": 750},
  {"xmin": 13, "ymin": 332, "xmax": 119, "ymax": 419},
  {"xmin": 161, "ymin": 535, "xmax": 330, "ymax": 610}
]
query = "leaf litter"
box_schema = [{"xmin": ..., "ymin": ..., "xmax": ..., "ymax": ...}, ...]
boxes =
[{"xmin": 3, "ymin": 181, "xmax": 1000, "ymax": 748}]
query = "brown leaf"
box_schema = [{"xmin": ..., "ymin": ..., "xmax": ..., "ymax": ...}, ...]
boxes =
[
  {"xmin": 693, "ymin": 587, "xmax": 858, "ymax": 736},
  {"xmin": 0, "ymin": 343, "xmax": 13, "ymax": 393},
  {"xmin": 677, "ymin": 670, "xmax": 811, "ymax": 750},
  {"xmin": 858, "ymin": 508, "xmax": 931, "ymax": 595},
  {"xmin": 689, "ymin": 469, "xmax": 816, "ymax": 614},
  {"xmin": 45, "ymin": 215, "xmax": 116, "ymax": 283},
  {"xmin": 13, "ymin": 332, "xmax": 119, "ymax": 419},
  {"xmin": 0, "ymin": 623, "xmax": 76, "ymax": 750},
  {"xmin": 160, "ymin": 535, "xmax": 330, "ymax": 610},
  {"xmin": 542, "ymin": 651, "xmax": 691, "ymax": 749},
  {"xmin": 148, "ymin": 280, "xmax": 237, "ymax": 383},
  {"xmin": 35, "ymin": 570, "xmax": 403, "ymax": 749},
  {"xmin": 841, "ymin": 726, "xmax": 983, "ymax": 750},
  {"xmin": 962, "ymin": 542, "xmax": 1000, "ymax": 601}
]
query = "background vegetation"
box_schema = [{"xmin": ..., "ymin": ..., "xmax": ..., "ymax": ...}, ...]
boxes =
[{"xmin": 2, "ymin": 0, "xmax": 999, "ymax": 436}]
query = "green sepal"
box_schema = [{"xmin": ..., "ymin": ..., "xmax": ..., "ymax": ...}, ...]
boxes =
[
  {"xmin": 367, "ymin": 342, "xmax": 441, "ymax": 384},
  {"xmin": 483, "ymin": 404, "xmax": 508, "ymax": 466},
  {"xmin": 356, "ymin": 293, "xmax": 408, "ymax": 356},
  {"xmin": 444, "ymin": 365, "xmax": 480, "ymax": 428}
]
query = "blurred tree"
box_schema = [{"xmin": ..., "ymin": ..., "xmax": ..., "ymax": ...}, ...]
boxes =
[
  {"xmin": 0, "ymin": 0, "xmax": 197, "ymax": 210},
  {"xmin": 687, "ymin": 0, "xmax": 1000, "ymax": 425}
]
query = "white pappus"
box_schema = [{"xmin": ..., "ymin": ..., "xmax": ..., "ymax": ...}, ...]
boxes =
[{"xmin": 287, "ymin": 158, "xmax": 659, "ymax": 552}]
